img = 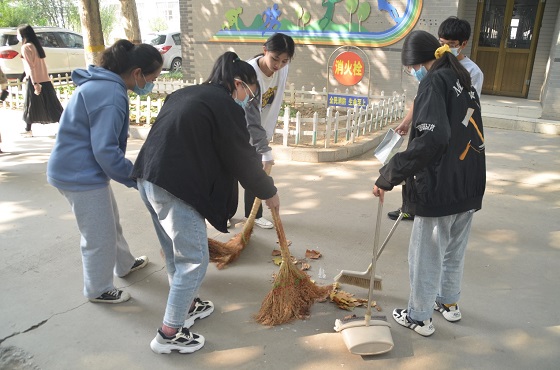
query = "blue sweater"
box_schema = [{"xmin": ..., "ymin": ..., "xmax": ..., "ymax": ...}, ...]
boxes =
[{"xmin": 47, "ymin": 65, "xmax": 136, "ymax": 191}]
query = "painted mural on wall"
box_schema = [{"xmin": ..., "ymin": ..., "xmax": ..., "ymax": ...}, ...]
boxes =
[{"xmin": 211, "ymin": 0, "xmax": 422, "ymax": 47}]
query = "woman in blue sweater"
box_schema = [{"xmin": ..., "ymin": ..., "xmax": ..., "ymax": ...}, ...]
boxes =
[{"xmin": 47, "ymin": 40, "xmax": 162, "ymax": 304}]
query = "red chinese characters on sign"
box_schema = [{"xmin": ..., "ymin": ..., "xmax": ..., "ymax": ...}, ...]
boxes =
[{"xmin": 332, "ymin": 51, "xmax": 364, "ymax": 86}]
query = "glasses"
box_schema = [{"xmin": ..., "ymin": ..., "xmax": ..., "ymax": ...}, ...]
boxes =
[
  {"xmin": 439, "ymin": 39, "xmax": 462, "ymax": 48},
  {"xmin": 235, "ymin": 78, "xmax": 258, "ymax": 102}
]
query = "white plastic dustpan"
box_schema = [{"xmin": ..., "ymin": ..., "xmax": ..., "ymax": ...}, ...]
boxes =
[
  {"xmin": 334, "ymin": 315, "xmax": 394, "ymax": 355},
  {"xmin": 374, "ymin": 128, "xmax": 404, "ymax": 165}
]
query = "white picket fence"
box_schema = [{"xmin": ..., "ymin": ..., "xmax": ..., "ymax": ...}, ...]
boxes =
[
  {"xmin": 0, "ymin": 73, "xmax": 74, "ymax": 109},
  {"xmin": 1, "ymin": 75, "xmax": 406, "ymax": 147}
]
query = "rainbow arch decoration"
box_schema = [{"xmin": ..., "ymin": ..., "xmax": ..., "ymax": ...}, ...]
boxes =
[{"xmin": 210, "ymin": 0, "xmax": 423, "ymax": 47}]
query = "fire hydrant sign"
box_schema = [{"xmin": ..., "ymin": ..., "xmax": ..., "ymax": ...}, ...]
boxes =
[{"xmin": 332, "ymin": 51, "xmax": 364, "ymax": 86}]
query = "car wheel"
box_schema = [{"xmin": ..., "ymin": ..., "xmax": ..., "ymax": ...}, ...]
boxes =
[{"xmin": 170, "ymin": 58, "xmax": 182, "ymax": 72}]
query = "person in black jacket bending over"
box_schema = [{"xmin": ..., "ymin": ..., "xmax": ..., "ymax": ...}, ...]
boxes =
[
  {"xmin": 132, "ymin": 51, "xmax": 280, "ymax": 354},
  {"xmin": 373, "ymin": 30, "xmax": 486, "ymax": 337}
]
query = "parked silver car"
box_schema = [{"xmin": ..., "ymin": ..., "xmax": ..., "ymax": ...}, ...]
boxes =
[
  {"xmin": 145, "ymin": 31, "xmax": 182, "ymax": 72},
  {"xmin": 0, "ymin": 27, "xmax": 85, "ymax": 79}
]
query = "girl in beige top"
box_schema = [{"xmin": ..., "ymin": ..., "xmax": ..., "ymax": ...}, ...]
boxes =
[{"xmin": 17, "ymin": 24, "xmax": 63, "ymax": 136}]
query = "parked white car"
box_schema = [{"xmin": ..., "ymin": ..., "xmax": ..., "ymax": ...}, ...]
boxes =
[
  {"xmin": 0, "ymin": 27, "xmax": 86, "ymax": 79},
  {"xmin": 145, "ymin": 31, "xmax": 182, "ymax": 72}
]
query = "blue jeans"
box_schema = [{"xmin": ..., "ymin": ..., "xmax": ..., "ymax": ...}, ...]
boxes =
[
  {"xmin": 59, "ymin": 185, "xmax": 135, "ymax": 298},
  {"xmin": 137, "ymin": 179, "xmax": 209, "ymax": 329},
  {"xmin": 407, "ymin": 210, "xmax": 475, "ymax": 322}
]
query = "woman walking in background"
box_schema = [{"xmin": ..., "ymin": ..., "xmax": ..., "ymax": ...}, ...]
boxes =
[
  {"xmin": 47, "ymin": 40, "xmax": 163, "ymax": 304},
  {"xmin": 17, "ymin": 24, "xmax": 63, "ymax": 137}
]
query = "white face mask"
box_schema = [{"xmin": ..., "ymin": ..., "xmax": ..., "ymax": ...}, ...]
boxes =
[
  {"xmin": 17, "ymin": 34, "xmax": 22, "ymax": 43},
  {"xmin": 450, "ymin": 47, "xmax": 461, "ymax": 56}
]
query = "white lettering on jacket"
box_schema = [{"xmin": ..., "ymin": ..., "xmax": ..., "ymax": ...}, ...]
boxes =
[
  {"xmin": 417, "ymin": 123, "xmax": 435, "ymax": 132},
  {"xmin": 453, "ymin": 79, "xmax": 464, "ymax": 97}
]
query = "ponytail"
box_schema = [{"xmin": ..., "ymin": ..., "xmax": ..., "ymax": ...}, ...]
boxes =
[
  {"xmin": 431, "ymin": 44, "xmax": 471, "ymax": 92},
  {"xmin": 100, "ymin": 39, "xmax": 163, "ymax": 75},
  {"xmin": 204, "ymin": 51, "xmax": 258, "ymax": 93}
]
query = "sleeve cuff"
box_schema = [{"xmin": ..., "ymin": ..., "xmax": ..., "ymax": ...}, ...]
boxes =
[{"xmin": 262, "ymin": 150, "xmax": 273, "ymax": 162}]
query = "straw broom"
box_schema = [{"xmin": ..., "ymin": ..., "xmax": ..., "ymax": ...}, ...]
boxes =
[
  {"xmin": 208, "ymin": 165, "xmax": 272, "ymax": 269},
  {"xmin": 255, "ymin": 207, "xmax": 332, "ymax": 326}
]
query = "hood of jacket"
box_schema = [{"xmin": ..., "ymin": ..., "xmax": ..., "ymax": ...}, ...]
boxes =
[{"xmin": 72, "ymin": 65, "xmax": 126, "ymax": 89}]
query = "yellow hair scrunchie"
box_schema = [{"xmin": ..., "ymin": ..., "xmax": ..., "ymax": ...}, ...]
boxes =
[{"xmin": 435, "ymin": 44, "xmax": 451, "ymax": 59}]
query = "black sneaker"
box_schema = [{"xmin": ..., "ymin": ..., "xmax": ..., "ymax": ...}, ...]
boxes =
[
  {"xmin": 89, "ymin": 288, "xmax": 131, "ymax": 304},
  {"xmin": 119, "ymin": 255, "xmax": 149, "ymax": 277},
  {"xmin": 184, "ymin": 298, "xmax": 214, "ymax": 328},
  {"xmin": 150, "ymin": 327, "xmax": 205, "ymax": 354},
  {"xmin": 387, "ymin": 208, "xmax": 415, "ymax": 221}
]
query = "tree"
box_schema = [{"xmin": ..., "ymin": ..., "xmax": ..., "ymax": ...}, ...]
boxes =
[
  {"xmin": 119, "ymin": 0, "xmax": 141, "ymax": 44},
  {"xmin": 149, "ymin": 17, "xmax": 168, "ymax": 33},
  {"xmin": 100, "ymin": 4, "xmax": 119, "ymax": 43},
  {"xmin": 345, "ymin": 0, "xmax": 359, "ymax": 31},
  {"xmin": 77, "ymin": 0, "xmax": 104, "ymax": 65},
  {"xmin": 0, "ymin": 0, "xmax": 30, "ymax": 27},
  {"xmin": 356, "ymin": 2, "xmax": 371, "ymax": 32}
]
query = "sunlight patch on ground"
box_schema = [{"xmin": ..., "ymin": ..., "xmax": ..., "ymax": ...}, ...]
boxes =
[
  {"xmin": 347, "ymin": 191, "xmax": 374, "ymax": 200},
  {"xmin": 203, "ymin": 346, "xmax": 263, "ymax": 367},
  {"xmin": 550, "ymin": 231, "xmax": 560, "ymax": 250},
  {"xmin": 0, "ymin": 202, "xmax": 43, "ymax": 225}
]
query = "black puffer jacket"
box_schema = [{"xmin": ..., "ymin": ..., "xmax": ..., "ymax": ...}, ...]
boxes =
[{"xmin": 375, "ymin": 68, "xmax": 486, "ymax": 217}]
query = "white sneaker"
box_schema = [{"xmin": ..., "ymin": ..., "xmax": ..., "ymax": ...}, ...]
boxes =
[
  {"xmin": 392, "ymin": 308, "xmax": 435, "ymax": 337},
  {"xmin": 21, "ymin": 130, "xmax": 33, "ymax": 138},
  {"xmin": 254, "ymin": 217, "xmax": 273, "ymax": 229},
  {"xmin": 226, "ymin": 219, "xmax": 231, "ymax": 228},
  {"xmin": 434, "ymin": 302, "xmax": 462, "ymax": 322}
]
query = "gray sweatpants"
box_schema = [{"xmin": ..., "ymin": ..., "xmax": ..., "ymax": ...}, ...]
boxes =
[{"xmin": 60, "ymin": 185, "xmax": 135, "ymax": 298}]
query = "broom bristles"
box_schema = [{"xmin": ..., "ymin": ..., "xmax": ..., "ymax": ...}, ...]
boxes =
[
  {"xmin": 254, "ymin": 208, "xmax": 332, "ymax": 326},
  {"xmin": 334, "ymin": 268, "xmax": 383, "ymax": 290},
  {"xmin": 255, "ymin": 260, "xmax": 331, "ymax": 326}
]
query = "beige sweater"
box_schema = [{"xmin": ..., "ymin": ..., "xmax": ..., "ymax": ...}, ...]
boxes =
[{"xmin": 21, "ymin": 43, "xmax": 50, "ymax": 84}]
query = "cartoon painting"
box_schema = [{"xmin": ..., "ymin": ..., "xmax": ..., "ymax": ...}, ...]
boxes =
[{"xmin": 211, "ymin": 0, "xmax": 422, "ymax": 47}]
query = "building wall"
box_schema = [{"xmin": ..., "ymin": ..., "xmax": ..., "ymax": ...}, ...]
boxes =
[
  {"xmin": 179, "ymin": 0, "xmax": 460, "ymax": 97},
  {"xmin": 540, "ymin": 6, "xmax": 560, "ymax": 119},
  {"xmin": 525, "ymin": 0, "xmax": 559, "ymax": 101},
  {"xmin": 178, "ymin": 0, "xmax": 559, "ymax": 119}
]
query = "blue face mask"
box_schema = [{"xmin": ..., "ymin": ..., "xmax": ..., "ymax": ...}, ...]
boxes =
[
  {"xmin": 234, "ymin": 93, "xmax": 250, "ymax": 109},
  {"xmin": 412, "ymin": 65, "xmax": 428, "ymax": 82},
  {"xmin": 133, "ymin": 73, "xmax": 154, "ymax": 95}
]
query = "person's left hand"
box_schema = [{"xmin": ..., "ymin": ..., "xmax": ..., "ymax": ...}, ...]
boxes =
[
  {"xmin": 372, "ymin": 185, "xmax": 386, "ymax": 202},
  {"xmin": 34, "ymin": 84, "xmax": 42, "ymax": 95}
]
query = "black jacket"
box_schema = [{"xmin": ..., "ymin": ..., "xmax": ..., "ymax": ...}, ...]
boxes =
[
  {"xmin": 132, "ymin": 83, "xmax": 277, "ymax": 232},
  {"xmin": 375, "ymin": 68, "xmax": 486, "ymax": 217}
]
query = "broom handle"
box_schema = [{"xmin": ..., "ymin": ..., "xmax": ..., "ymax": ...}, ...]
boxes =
[
  {"xmin": 365, "ymin": 197, "xmax": 383, "ymax": 325},
  {"xmin": 241, "ymin": 165, "xmax": 272, "ymax": 235},
  {"xmin": 270, "ymin": 207, "xmax": 290, "ymax": 260}
]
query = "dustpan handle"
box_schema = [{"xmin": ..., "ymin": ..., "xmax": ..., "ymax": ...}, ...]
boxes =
[{"xmin": 365, "ymin": 197, "xmax": 383, "ymax": 325}]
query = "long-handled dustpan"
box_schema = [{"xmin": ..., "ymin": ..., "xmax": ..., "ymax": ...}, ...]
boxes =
[
  {"xmin": 334, "ymin": 198, "xmax": 393, "ymax": 355},
  {"xmin": 333, "ymin": 210, "xmax": 403, "ymax": 290}
]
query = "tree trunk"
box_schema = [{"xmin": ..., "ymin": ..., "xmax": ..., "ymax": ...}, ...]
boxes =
[
  {"xmin": 119, "ymin": 0, "xmax": 142, "ymax": 44},
  {"xmin": 77, "ymin": 0, "xmax": 105, "ymax": 66}
]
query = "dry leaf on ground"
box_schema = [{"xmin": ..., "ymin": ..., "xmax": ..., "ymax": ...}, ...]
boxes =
[{"xmin": 305, "ymin": 249, "xmax": 322, "ymax": 259}]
